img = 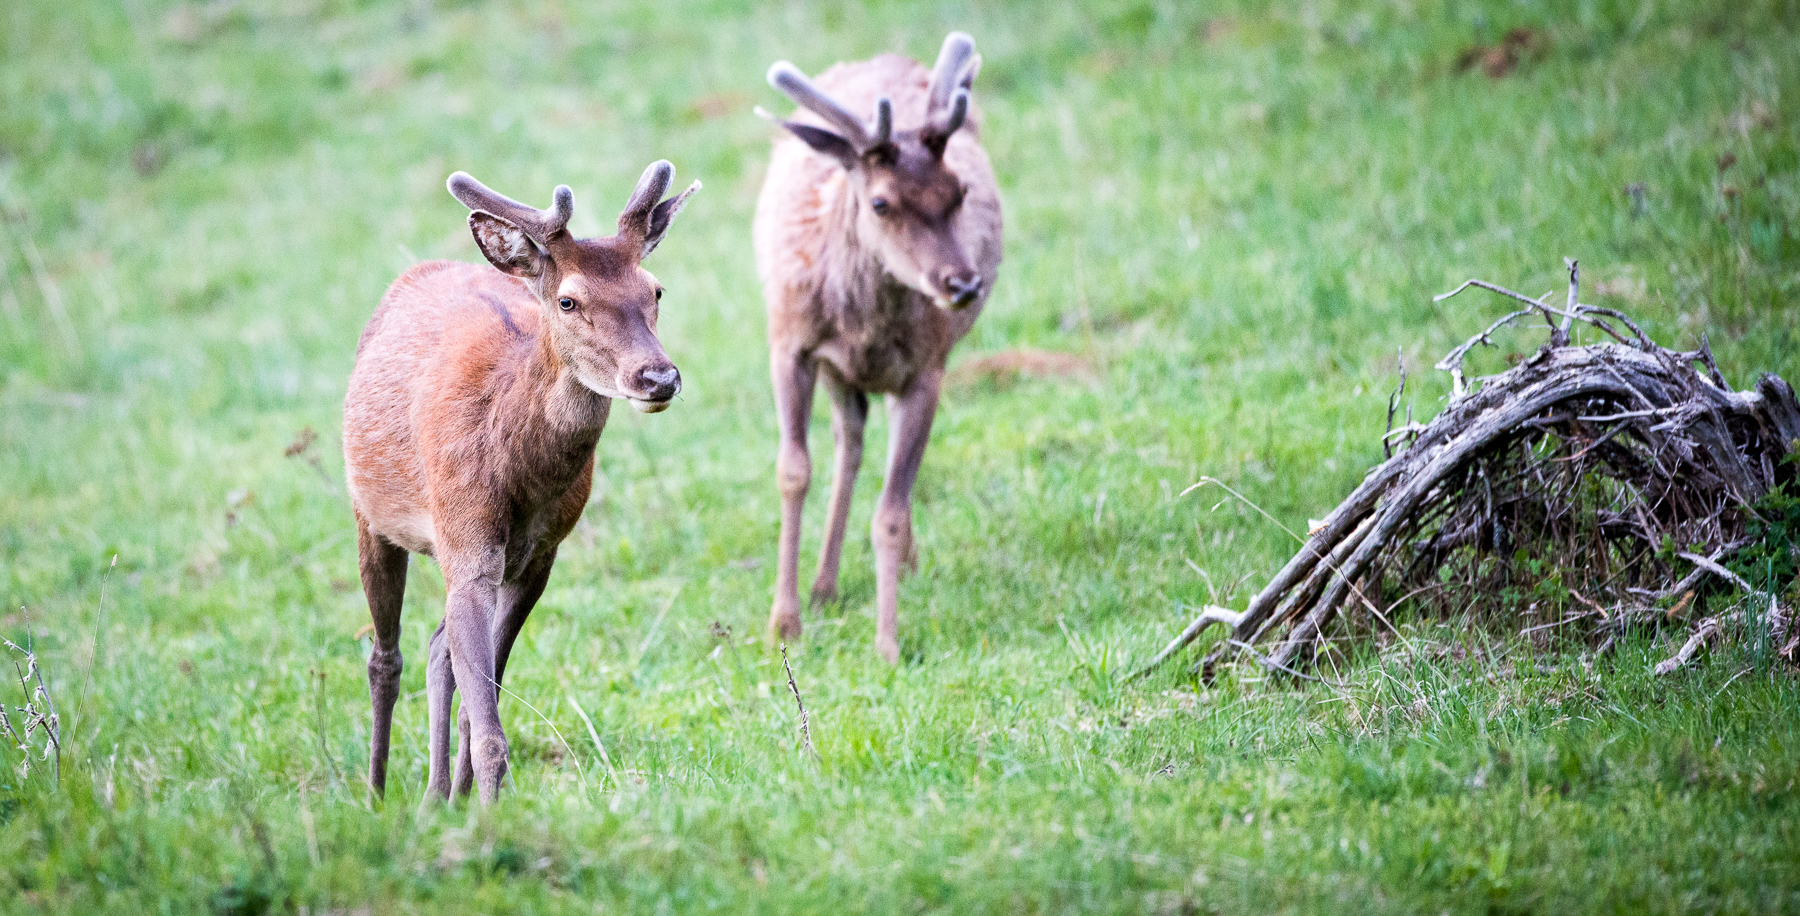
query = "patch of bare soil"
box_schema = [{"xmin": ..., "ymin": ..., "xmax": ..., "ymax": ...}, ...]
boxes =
[
  {"xmin": 1456, "ymin": 26, "xmax": 1547, "ymax": 79},
  {"xmin": 948, "ymin": 348, "xmax": 1094, "ymax": 390}
]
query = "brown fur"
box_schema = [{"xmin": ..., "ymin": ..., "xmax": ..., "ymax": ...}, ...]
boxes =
[
  {"xmin": 346, "ymin": 263, "xmax": 604, "ymax": 568},
  {"xmin": 345, "ymin": 165, "xmax": 696, "ymax": 804},
  {"xmin": 755, "ymin": 35, "xmax": 1003, "ymax": 662}
]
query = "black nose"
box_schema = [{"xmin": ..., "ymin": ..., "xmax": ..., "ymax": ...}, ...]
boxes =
[
  {"xmin": 634, "ymin": 364, "xmax": 681, "ymax": 401},
  {"xmin": 942, "ymin": 271, "xmax": 983, "ymax": 307}
]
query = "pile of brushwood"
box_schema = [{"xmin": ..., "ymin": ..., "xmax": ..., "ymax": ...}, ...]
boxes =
[{"xmin": 1144, "ymin": 259, "xmax": 1800, "ymax": 682}]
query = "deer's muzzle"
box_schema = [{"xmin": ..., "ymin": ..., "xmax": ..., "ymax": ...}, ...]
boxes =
[
  {"xmin": 943, "ymin": 273, "xmax": 983, "ymax": 309},
  {"xmin": 625, "ymin": 362, "xmax": 681, "ymax": 413}
]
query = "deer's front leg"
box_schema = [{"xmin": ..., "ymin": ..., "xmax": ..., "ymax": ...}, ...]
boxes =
[
  {"xmin": 452, "ymin": 550, "xmax": 555, "ymax": 798},
  {"xmin": 871, "ymin": 370, "xmax": 943, "ymax": 664},
  {"xmin": 812, "ymin": 370, "xmax": 868, "ymax": 606},
  {"xmin": 441, "ymin": 547, "xmax": 508, "ymax": 804},
  {"xmin": 769, "ymin": 351, "xmax": 817, "ymax": 641}
]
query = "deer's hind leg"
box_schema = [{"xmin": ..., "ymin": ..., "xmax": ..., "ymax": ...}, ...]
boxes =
[
  {"xmin": 424, "ymin": 620, "xmax": 456, "ymax": 803},
  {"xmin": 357, "ymin": 513, "xmax": 409, "ymax": 798}
]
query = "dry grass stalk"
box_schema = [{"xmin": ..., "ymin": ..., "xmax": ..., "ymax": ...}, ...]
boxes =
[
  {"xmin": 4, "ymin": 608, "xmax": 62, "ymax": 785},
  {"xmin": 780, "ymin": 644, "xmax": 815, "ymax": 756},
  {"xmin": 1146, "ymin": 258, "xmax": 1800, "ymax": 681},
  {"xmin": 75, "ymin": 554, "xmax": 116, "ymax": 728}
]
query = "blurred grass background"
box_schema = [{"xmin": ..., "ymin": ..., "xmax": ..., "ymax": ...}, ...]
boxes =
[{"xmin": 2, "ymin": 0, "xmax": 1798, "ymax": 912}]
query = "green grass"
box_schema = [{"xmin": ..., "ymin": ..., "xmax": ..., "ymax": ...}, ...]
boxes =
[{"xmin": 3, "ymin": 0, "xmax": 1799, "ymax": 912}]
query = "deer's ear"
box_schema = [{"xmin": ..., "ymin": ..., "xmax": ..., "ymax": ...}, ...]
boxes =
[
  {"xmin": 642, "ymin": 180, "xmax": 701, "ymax": 259},
  {"xmin": 779, "ymin": 121, "xmax": 860, "ymax": 170},
  {"xmin": 469, "ymin": 211, "xmax": 547, "ymax": 278}
]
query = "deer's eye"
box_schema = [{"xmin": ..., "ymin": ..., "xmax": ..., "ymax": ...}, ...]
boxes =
[
  {"xmin": 870, "ymin": 196, "xmax": 891, "ymax": 216},
  {"xmin": 558, "ymin": 297, "xmax": 576, "ymax": 312},
  {"xmin": 655, "ymin": 287, "xmax": 664, "ymax": 302}
]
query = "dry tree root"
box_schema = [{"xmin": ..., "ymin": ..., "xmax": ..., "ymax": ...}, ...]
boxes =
[{"xmin": 1143, "ymin": 259, "xmax": 1800, "ymax": 682}]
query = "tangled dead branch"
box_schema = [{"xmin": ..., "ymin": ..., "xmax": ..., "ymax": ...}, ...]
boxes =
[{"xmin": 1144, "ymin": 259, "xmax": 1800, "ymax": 681}]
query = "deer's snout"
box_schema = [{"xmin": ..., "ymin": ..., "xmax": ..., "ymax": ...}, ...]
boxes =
[
  {"xmin": 625, "ymin": 361, "xmax": 681, "ymax": 413},
  {"xmin": 938, "ymin": 270, "xmax": 983, "ymax": 309}
]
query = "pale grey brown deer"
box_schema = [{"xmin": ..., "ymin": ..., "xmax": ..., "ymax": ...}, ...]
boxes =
[
  {"xmin": 754, "ymin": 32, "xmax": 1003, "ymax": 663},
  {"xmin": 343, "ymin": 162, "xmax": 698, "ymax": 804}
]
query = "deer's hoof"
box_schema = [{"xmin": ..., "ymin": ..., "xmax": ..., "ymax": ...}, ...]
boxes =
[
  {"xmin": 418, "ymin": 789, "xmax": 449, "ymax": 813},
  {"xmin": 875, "ymin": 634, "xmax": 900, "ymax": 665},
  {"xmin": 770, "ymin": 610, "xmax": 803, "ymax": 641}
]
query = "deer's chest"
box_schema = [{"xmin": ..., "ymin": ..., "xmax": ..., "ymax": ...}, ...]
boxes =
[
  {"xmin": 812, "ymin": 288, "xmax": 950, "ymax": 394},
  {"xmin": 498, "ymin": 447, "xmax": 596, "ymax": 579}
]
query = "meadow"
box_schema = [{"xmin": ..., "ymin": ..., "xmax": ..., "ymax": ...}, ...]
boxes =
[{"xmin": 3, "ymin": 0, "xmax": 1799, "ymax": 912}]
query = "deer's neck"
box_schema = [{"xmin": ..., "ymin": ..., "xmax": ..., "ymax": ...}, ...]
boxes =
[
  {"xmin": 819, "ymin": 180, "xmax": 901, "ymax": 322},
  {"xmin": 498, "ymin": 333, "xmax": 610, "ymax": 478}
]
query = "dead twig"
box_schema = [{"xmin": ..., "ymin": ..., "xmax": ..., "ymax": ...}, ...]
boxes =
[
  {"xmin": 1386, "ymin": 347, "xmax": 1409, "ymax": 457},
  {"xmin": 780, "ymin": 644, "xmax": 815, "ymax": 756},
  {"xmin": 1133, "ymin": 605, "xmax": 1246, "ymax": 680},
  {"xmin": 1675, "ymin": 551, "xmax": 1756, "ymax": 594},
  {"xmin": 1654, "ymin": 616, "xmax": 1722, "ymax": 675}
]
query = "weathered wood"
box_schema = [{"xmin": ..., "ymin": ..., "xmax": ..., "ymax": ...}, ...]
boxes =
[
  {"xmin": 1653, "ymin": 616, "xmax": 1722, "ymax": 676},
  {"xmin": 1146, "ymin": 261, "xmax": 1800, "ymax": 681}
]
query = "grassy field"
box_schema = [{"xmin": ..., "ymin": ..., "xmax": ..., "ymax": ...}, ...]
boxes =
[{"xmin": 3, "ymin": 0, "xmax": 1799, "ymax": 911}]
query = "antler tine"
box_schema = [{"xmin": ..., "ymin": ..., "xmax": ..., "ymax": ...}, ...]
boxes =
[
  {"xmin": 937, "ymin": 90, "xmax": 968, "ymax": 138},
  {"xmin": 925, "ymin": 32, "xmax": 976, "ymax": 118},
  {"xmin": 619, "ymin": 159, "xmax": 674, "ymax": 237},
  {"xmin": 545, "ymin": 185, "xmax": 573, "ymax": 236},
  {"xmin": 446, "ymin": 171, "xmax": 574, "ymax": 242},
  {"xmin": 766, "ymin": 61, "xmax": 872, "ymax": 150},
  {"xmin": 871, "ymin": 97, "xmax": 893, "ymax": 147}
]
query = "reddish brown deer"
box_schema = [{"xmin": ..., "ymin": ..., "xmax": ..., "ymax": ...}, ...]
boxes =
[
  {"xmin": 344, "ymin": 161, "xmax": 698, "ymax": 804},
  {"xmin": 754, "ymin": 33, "xmax": 1002, "ymax": 663}
]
